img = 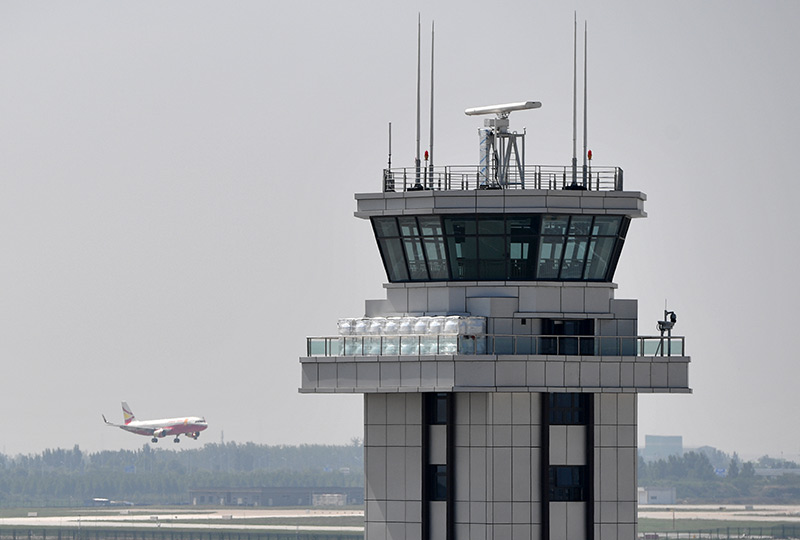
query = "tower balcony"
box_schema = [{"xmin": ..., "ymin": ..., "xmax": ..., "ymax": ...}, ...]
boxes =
[{"xmin": 300, "ymin": 333, "xmax": 690, "ymax": 395}]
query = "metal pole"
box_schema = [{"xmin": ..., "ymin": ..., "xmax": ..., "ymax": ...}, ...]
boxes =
[
  {"xmin": 415, "ymin": 13, "xmax": 421, "ymax": 185},
  {"xmin": 429, "ymin": 20, "xmax": 435, "ymax": 175},
  {"xmin": 582, "ymin": 20, "xmax": 588, "ymax": 187},
  {"xmin": 571, "ymin": 11, "xmax": 577, "ymax": 186}
]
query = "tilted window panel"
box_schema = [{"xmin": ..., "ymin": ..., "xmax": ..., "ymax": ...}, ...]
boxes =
[{"xmin": 371, "ymin": 214, "xmax": 629, "ymax": 283}]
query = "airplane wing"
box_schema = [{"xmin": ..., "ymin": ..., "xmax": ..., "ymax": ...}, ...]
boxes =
[
  {"xmin": 102, "ymin": 414, "xmax": 123, "ymax": 428},
  {"xmin": 102, "ymin": 414, "xmax": 157, "ymax": 436},
  {"xmin": 125, "ymin": 426, "xmax": 158, "ymax": 436}
]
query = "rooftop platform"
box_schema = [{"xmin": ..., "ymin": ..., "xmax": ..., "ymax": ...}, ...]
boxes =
[{"xmin": 382, "ymin": 164, "xmax": 623, "ymax": 193}]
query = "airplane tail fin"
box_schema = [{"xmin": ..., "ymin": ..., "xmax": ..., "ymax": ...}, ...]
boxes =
[{"xmin": 121, "ymin": 402, "xmax": 135, "ymax": 425}]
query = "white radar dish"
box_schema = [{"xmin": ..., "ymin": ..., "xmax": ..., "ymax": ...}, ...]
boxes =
[{"xmin": 464, "ymin": 101, "xmax": 542, "ymax": 117}]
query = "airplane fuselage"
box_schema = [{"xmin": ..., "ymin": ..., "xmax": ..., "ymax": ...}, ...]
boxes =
[
  {"xmin": 120, "ymin": 417, "xmax": 208, "ymax": 439},
  {"xmin": 104, "ymin": 403, "xmax": 208, "ymax": 443}
]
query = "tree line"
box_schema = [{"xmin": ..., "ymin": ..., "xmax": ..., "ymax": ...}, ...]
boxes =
[
  {"xmin": 639, "ymin": 451, "xmax": 800, "ymax": 503},
  {"xmin": 0, "ymin": 442, "xmax": 364, "ymax": 508}
]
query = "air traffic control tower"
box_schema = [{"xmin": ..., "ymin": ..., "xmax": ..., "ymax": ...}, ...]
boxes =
[{"xmin": 300, "ymin": 101, "xmax": 690, "ymax": 540}]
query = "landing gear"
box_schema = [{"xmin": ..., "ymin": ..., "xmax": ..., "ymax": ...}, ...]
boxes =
[
  {"xmin": 173, "ymin": 437, "xmax": 180, "ymax": 443},
  {"xmin": 151, "ymin": 437, "xmax": 158, "ymax": 443}
]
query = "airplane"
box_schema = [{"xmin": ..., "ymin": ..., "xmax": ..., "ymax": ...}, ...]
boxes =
[{"xmin": 102, "ymin": 401, "xmax": 208, "ymax": 444}]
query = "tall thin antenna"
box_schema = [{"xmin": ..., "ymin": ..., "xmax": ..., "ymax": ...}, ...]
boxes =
[
  {"xmin": 582, "ymin": 20, "xmax": 588, "ymax": 186},
  {"xmin": 415, "ymin": 13, "xmax": 421, "ymax": 183},
  {"xmin": 429, "ymin": 20, "xmax": 435, "ymax": 172},
  {"xmin": 388, "ymin": 122, "xmax": 392, "ymax": 169},
  {"xmin": 571, "ymin": 12, "xmax": 577, "ymax": 186}
]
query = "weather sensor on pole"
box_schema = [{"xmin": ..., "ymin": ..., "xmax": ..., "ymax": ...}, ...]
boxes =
[{"xmin": 465, "ymin": 101, "xmax": 541, "ymax": 188}]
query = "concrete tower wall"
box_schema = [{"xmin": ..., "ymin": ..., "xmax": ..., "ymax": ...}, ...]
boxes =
[{"xmin": 301, "ymin": 184, "xmax": 690, "ymax": 540}]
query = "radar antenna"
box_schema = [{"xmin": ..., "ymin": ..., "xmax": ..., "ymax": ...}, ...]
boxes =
[{"xmin": 464, "ymin": 101, "xmax": 541, "ymax": 188}]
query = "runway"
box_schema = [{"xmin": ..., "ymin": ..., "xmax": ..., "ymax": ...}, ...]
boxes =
[{"xmin": 0, "ymin": 508, "xmax": 364, "ymax": 533}]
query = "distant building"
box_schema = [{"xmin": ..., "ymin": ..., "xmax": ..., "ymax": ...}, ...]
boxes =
[
  {"xmin": 638, "ymin": 487, "xmax": 676, "ymax": 505},
  {"xmin": 755, "ymin": 469, "xmax": 800, "ymax": 478},
  {"xmin": 188, "ymin": 486, "xmax": 363, "ymax": 507},
  {"xmin": 641, "ymin": 435, "xmax": 683, "ymax": 462}
]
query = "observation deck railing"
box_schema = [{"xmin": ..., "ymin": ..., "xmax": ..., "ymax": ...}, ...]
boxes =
[
  {"xmin": 307, "ymin": 334, "xmax": 684, "ymax": 358},
  {"xmin": 382, "ymin": 165, "xmax": 623, "ymax": 193}
]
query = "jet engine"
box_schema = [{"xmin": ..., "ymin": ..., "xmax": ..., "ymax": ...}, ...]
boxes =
[{"xmin": 153, "ymin": 428, "xmax": 169, "ymax": 438}]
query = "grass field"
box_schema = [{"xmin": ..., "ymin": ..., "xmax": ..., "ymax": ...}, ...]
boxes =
[{"xmin": 639, "ymin": 518, "xmax": 800, "ymax": 533}]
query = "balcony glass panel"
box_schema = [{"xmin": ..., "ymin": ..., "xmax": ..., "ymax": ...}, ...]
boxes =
[
  {"xmin": 310, "ymin": 334, "xmax": 683, "ymax": 358},
  {"xmin": 598, "ymin": 336, "xmax": 620, "ymax": 355},
  {"xmin": 344, "ymin": 337, "xmax": 363, "ymax": 356},
  {"xmin": 492, "ymin": 336, "xmax": 515, "ymax": 354},
  {"xmin": 420, "ymin": 336, "xmax": 439, "ymax": 355},
  {"xmin": 440, "ymin": 336, "xmax": 457, "ymax": 354},
  {"xmin": 364, "ymin": 336, "xmax": 382, "ymax": 355},
  {"xmin": 458, "ymin": 335, "xmax": 486, "ymax": 354},
  {"xmin": 309, "ymin": 338, "xmax": 328, "ymax": 356},
  {"xmin": 620, "ymin": 337, "xmax": 637, "ymax": 356},
  {"xmin": 515, "ymin": 336, "xmax": 535, "ymax": 354},
  {"xmin": 400, "ymin": 336, "xmax": 420, "ymax": 355},
  {"xmin": 558, "ymin": 336, "xmax": 579, "ymax": 355},
  {"xmin": 538, "ymin": 336, "xmax": 558, "ymax": 355},
  {"xmin": 382, "ymin": 336, "xmax": 399, "ymax": 355}
]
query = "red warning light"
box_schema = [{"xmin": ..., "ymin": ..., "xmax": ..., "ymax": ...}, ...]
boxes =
[
  {"xmin": 587, "ymin": 150, "xmax": 593, "ymax": 161},
  {"xmin": 424, "ymin": 150, "xmax": 429, "ymax": 161}
]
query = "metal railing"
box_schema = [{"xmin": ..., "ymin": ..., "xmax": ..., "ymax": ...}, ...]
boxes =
[
  {"xmin": 382, "ymin": 165, "xmax": 623, "ymax": 193},
  {"xmin": 306, "ymin": 335, "xmax": 684, "ymax": 357}
]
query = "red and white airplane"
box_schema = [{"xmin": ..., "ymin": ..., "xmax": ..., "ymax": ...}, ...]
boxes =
[{"xmin": 103, "ymin": 402, "xmax": 208, "ymax": 444}]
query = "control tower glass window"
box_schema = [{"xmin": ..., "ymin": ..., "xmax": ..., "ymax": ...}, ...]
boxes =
[{"xmin": 372, "ymin": 214, "xmax": 628, "ymax": 283}]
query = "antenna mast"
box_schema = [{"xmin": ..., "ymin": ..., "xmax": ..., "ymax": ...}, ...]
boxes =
[
  {"xmin": 571, "ymin": 12, "xmax": 578, "ymax": 187},
  {"xmin": 429, "ymin": 21, "xmax": 435, "ymax": 176},
  {"xmin": 415, "ymin": 14, "xmax": 421, "ymax": 186},
  {"xmin": 582, "ymin": 20, "xmax": 588, "ymax": 187}
]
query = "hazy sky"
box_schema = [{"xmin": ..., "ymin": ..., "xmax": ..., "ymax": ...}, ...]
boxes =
[{"xmin": 1, "ymin": 1, "xmax": 798, "ymax": 460}]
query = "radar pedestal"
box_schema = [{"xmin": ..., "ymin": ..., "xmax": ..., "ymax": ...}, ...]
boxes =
[{"xmin": 465, "ymin": 101, "xmax": 540, "ymax": 188}]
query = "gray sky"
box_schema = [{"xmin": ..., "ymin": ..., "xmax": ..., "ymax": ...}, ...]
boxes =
[{"xmin": 1, "ymin": 1, "xmax": 797, "ymax": 460}]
